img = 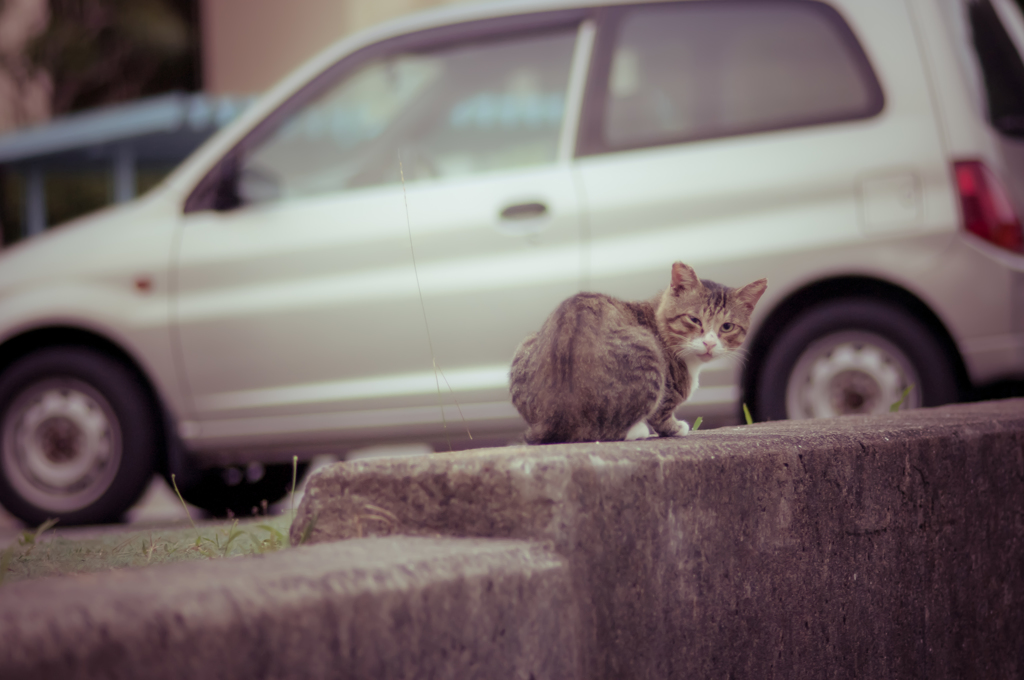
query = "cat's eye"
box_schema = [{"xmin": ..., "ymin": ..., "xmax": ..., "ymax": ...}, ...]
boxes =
[
  {"xmin": 721, "ymin": 323, "xmax": 735, "ymax": 332},
  {"xmin": 687, "ymin": 315, "xmax": 702, "ymax": 326}
]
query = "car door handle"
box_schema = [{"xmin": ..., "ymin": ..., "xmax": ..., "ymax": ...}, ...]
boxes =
[{"xmin": 500, "ymin": 202, "xmax": 548, "ymax": 220}]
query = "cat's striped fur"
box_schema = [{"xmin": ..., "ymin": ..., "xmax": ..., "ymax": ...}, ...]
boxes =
[{"xmin": 509, "ymin": 262, "xmax": 767, "ymax": 444}]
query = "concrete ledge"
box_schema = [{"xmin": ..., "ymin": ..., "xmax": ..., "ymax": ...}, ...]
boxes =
[
  {"xmin": 0, "ymin": 537, "xmax": 578, "ymax": 680},
  {"xmin": 292, "ymin": 399, "xmax": 1024, "ymax": 679}
]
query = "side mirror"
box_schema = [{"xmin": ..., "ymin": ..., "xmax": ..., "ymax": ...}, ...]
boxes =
[
  {"xmin": 183, "ymin": 156, "xmax": 242, "ymax": 213},
  {"xmin": 212, "ymin": 157, "xmax": 242, "ymax": 211}
]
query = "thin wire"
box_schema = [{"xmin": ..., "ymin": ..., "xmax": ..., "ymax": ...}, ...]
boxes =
[
  {"xmin": 398, "ymin": 153, "xmax": 473, "ymax": 449},
  {"xmin": 437, "ymin": 367, "xmax": 473, "ymax": 440}
]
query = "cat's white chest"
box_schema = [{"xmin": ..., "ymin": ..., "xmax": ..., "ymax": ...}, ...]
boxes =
[{"xmin": 683, "ymin": 356, "xmax": 707, "ymax": 397}]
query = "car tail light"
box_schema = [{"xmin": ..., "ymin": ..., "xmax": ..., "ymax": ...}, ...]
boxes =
[{"xmin": 954, "ymin": 160, "xmax": 1024, "ymax": 254}]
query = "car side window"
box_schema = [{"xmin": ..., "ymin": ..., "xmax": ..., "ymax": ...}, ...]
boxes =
[
  {"xmin": 234, "ymin": 27, "xmax": 578, "ymax": 205},
  {"xmin": 968, "ymin": 0, "xmax": 1024, "ymax": 138},
  {"xmin": 581, "ymin": 0, "xmax": 883, "ymax": 154}
]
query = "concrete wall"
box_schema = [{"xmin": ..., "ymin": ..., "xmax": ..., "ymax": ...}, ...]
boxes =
[
  {"xmin": 292, "ymin": 399, "xmax": 1024, "ymax": 679},
  {"xmin": 2, "ymin": 399, "xmax": 1021, "ymax": 679},
  {"xmin": 0, "ymin": 537, "xmax": 578, "ymax": 680}
]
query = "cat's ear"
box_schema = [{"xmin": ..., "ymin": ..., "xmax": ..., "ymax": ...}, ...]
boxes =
[
  {"xmin": 670, "ymin": 262, "xmax": 701, "ymax": 294},
  {"xmin": 735, "ymin": 278, "xmax": 768, "ymax": 312}
]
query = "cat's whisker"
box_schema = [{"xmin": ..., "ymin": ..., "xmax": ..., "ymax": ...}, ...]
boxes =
[{"xmin": 725, "ymin": 348, "xmax": 751, "ymax": 368}]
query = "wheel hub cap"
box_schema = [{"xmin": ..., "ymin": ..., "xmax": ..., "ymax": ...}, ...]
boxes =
[
  {"xmin": 38, "ymin": 416, "xmax": 83, "ymax": 463},
  {"xmin": 787, "ymin": 332, "xmax": 921, "ymax": 419},
  {"xmin": 2, "ymin": 380, "xmax": 122, "ymax": 512},
  {"xmin": 830, "ymin": 369, "xmax": 882, "ymax": 413}
]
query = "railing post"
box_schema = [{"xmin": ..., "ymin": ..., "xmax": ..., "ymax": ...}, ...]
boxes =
[
  {"xmin": 24, "ymin": 163, "xmax": 46, "ymax": 237},
  {"xmin": 113, "ymin": 144, "xmax": 136, "ymax": 203}
]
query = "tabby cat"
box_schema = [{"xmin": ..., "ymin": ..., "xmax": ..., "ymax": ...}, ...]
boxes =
[{"xmin": 509, "ymin": 262, "xmax": 767, "ymax": 444}]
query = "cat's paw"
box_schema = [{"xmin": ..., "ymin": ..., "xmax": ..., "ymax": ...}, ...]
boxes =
[
  {"xmin": 656, "ymin": 416, "xmax": 690, "ymax": 437},
  {"xmin": 624, "ymin": 420, "xmax": 655, "ymax": 441}
]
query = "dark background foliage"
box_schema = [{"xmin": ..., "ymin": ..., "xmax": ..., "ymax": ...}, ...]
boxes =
[{"xmin": 28, "ymin": 0, "xmax": 200, "ymax": 115}]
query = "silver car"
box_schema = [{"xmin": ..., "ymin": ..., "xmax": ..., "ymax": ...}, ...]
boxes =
[{"xmin": 1, "ymin": 0, "xmax": 1023, "ymax": 524}]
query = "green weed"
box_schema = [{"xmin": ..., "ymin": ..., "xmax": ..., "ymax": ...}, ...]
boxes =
[
  {"xmin": 890, "ymin": 384, "xmax": 914, "ymax": 412},
  {"xmin": 691, "ymin": 416, "xmax": 703, "ymax": 432},
  {"xmin": 170, "ymin": 473, "xmax": 201, "ymax": 541},
  {"xmin": 0, "ymin": 515, "xmax": 293, "ymax": 585},
  {"xmin": 296, "ymin": 511, "xmax": 319, "ymax": 546},
  {"xmin": 0, "ymin": 544, "xmax": 15, "ymax": 585},
  {"xmin": 743, "ymin": 403, "xmax": 754, "ymax": 425},
  {"xmin": 290, "ymin": 455, "xmax": 299, "ymax": 518},
  {"xmin": 248, "ymin": 523, "xmax": 287, "ymax": 554},
  {"xmin": 2, "ymin": 461, "xmax": 310, "ymax": 586}
]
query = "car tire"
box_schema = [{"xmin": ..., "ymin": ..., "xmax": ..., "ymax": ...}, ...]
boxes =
[
  {"xmin": 0, "ymin": 347, "xmax": 158, "ymax": 526},
  {"xmin": 176, "ymin": 462, "xmax": 308, "ymax": 518},
  {"xmin": 753, "ymin": 299, "xmax": 959, "ymax": 422}
]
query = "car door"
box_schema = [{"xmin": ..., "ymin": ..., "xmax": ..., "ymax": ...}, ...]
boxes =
[
  {"xmin": 572, "ymin": 0, "xmax": 952, "ymax": 422},
  {"xmin": 172, "ymin": 15, "xmax": 588, "ymax": 455}
]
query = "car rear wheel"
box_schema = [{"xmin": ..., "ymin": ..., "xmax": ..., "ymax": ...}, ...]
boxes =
[
  {"xmin": 754, "ymin": 299, "xmax": 959, "ymax": 422},
  {"xmin": 0, "ymin": 347, "xmax": 158, "ymax": 526}
]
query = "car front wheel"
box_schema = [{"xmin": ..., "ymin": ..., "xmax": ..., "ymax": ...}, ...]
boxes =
[
  {"xmin": 753, "ymin": 299, "xmax": 960, "ymax": 422},
  {"xmin": 0, "ymin": 347, "xmax": 158, "ymax": 526}
]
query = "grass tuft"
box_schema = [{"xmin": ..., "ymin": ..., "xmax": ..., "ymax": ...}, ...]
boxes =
[
  {"xmin": 890, "ymin": 384, "xmax": 914, "ymax": 412},
  {"xmin": 0, "ymin": 544, "xmax": 15, "ymax": 585},
  {"xmin": 1, "ymin": 462, "xmax": 325, "ymax": 586},
  {"xmin": 296, "ymin": 512, "xmax": 319, "ymax": 547},
  {"xmin": 743, "ymin": 403, "xmax": 754, "ymax": 425},
  {"xmin": 170, "ymin": 473, "xmax": 201, "ymax": 542},
  {"xmin": 290, "ymin": 455, "xmax": 299, "ymax": 519},
  {"xmin": 0, "ymin": 514, "xmax": 293, "ymax": 586},
  {"xmin": 250, "ymin": 523, "xmax": 287, "ymax": 554},
  {"xmin": 691, "ymin": 416, "xmax": 703, "ymax": 432}
]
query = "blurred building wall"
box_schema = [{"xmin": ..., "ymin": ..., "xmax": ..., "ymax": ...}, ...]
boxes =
[{"xmin": 200, "ymin": 0, "xmax": 469, "ymax": 95}]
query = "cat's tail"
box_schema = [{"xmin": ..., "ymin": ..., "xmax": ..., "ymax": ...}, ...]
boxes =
[{"xmin": 524, "ymin": 414, "xmax": 575, "ymax": 445}]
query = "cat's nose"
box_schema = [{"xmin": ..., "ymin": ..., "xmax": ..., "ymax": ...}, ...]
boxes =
[{"xmin": 703, "ymin": 335, "xmax": 718, "ymax": 349}]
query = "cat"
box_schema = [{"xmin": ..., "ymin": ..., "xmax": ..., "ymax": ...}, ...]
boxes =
[{"xmin": 509, "ymin": 262, "xmax": 767, "ymax": 444}]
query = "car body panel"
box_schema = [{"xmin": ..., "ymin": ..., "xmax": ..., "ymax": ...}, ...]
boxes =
[
  {"xmin": 174, "ymin": 164, "xmax": 583, "ymax": 452},
  {"xmin": 0, "ymin": 196, "xmax": 186, "ymax": 421},
  {"xmin": 574, "ymin": 0, "xmax": 979, "ymax": 419}
]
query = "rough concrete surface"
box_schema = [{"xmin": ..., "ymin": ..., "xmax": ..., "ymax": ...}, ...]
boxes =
[
  {"xmin": 0, "ymin": 537, "xmax": 578, "ymax": 680},
  {"xmin": 292, "ymin": 399, "xmax": 1024, "ymax": 680}
]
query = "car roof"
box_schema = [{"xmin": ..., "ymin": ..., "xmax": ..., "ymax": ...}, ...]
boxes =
[{"xmin": 342, "ymin": 0, "xmax": 699, "ymax": 49}]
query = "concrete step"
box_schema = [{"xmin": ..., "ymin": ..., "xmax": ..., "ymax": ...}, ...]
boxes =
[
  {"xmin": 0, "ymin": 537, "xmax": 577, "ymax": 680},
  {"xmin": 3, "ymin": 399, "xmax": 1022, "ymax": 679},
  {"xmin": 292, "ymin": 398, "xmax": 1024, "ymax": 679}
]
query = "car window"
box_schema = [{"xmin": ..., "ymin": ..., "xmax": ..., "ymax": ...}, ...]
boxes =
[
  {"xmin": 236, "ymin": 28, "xmax": 578, "ymax": 204},
  {"xmin": 585, "ymin": 0, "xmax": 883, "ymax": 153},
  {"xmin": 968, "ymin": 0, "xmax": 1024, "ymax": 138}
]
